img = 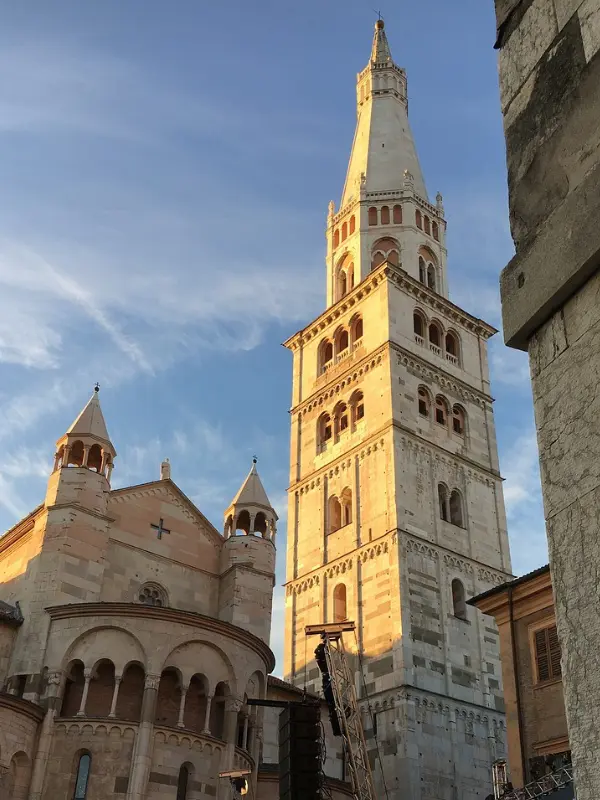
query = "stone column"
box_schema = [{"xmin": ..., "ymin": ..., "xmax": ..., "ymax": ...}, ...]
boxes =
[
  {"xmin": 241, "ymin": 714, "xmax": 249, "ymax": 750},
  {"xmin": 109, "ymin": 675, "xmax": 122, "ymax": 718},
  {"xmin": 202, "ymin": 694, "xmax": 213, "ymax": 734},
  {"xmin": 177, "ymin": 684, "xmax": 188, "ymax": 728},
  {"xmin": 82, "ymin": 445, "xmax": 90, "ymax": 467},
  {"xmin": 218, "ymin": 698, "xmax": 243, "ymax": 800},
  {"xmin": 126, "ymin": 674, "xmax": 160, "ymax": 800},
  {"xmin": 29, "ymin": 671, "xmax": 62, "ymax": 800},
  {"xmin": 76, "ymin": 669, "xmax": 92, "ymax": 716}
]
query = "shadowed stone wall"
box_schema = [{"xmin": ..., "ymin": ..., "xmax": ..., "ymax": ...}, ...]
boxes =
[{"xmin": 494, "ymin": 2, "xmax": 600, "ymax": 798}]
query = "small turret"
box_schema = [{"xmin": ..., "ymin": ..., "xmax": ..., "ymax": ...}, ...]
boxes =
[
  {"xmin": 219, "ymin": 460, "xmax": 277, "ymax": 644},
  {"xmin": 223, "ymin": 459, "xmax": 278, "ymax": 543},
  {"xmin": 46, "ymin": 385, "xmax": 116, "ymax": 512}
]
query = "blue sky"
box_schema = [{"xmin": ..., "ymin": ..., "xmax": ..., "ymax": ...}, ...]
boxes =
[{"xmin": 0, "ymin": 0, "xmax": 546, "ymax": 674}]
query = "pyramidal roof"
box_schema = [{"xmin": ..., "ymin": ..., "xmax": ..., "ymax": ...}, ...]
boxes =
[
  {"xmin": 66, "ymin": 388, "xmax": 112, "ymax": 444},
  {"xmin": 229, "ymin": 460, "xmax": 273, "ymax": 511}
]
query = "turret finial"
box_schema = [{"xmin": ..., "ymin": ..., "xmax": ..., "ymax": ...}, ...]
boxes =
[{"xmin": 94, "ymin": 382, "xmax": 100, "ymax": 393}]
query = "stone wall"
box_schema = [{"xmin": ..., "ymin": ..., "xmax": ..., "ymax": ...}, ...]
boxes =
[{"xmin": 494, "ymin": 1, "xmax": 600, "ymax": 798}]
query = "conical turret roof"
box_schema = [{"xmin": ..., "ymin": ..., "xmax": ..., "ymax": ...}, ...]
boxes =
[
  {"xmin": 229, "ymin": 459, "xmax": 274, "ymax": 512},
  {"xmin": 66, "ymin": 387, "xmax": 112, "ymax": 444},
  {"xmin": 371, "ymin": 18, "xmax": 393, "ymax": 64}
]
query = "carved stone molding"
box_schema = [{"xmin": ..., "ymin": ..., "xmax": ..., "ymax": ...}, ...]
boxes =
[{"xmin": 444, "ymin": 553, "xmax": 474, "ymax": 575}]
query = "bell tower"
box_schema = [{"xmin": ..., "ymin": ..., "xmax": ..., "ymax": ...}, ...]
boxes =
[{"xmin": 284, "ymin": 20, "xmax": 513, "ymax": 800}]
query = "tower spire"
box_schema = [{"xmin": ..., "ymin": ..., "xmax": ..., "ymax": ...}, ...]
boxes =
[
  {"xmin": 223, "ymin": 460, "xmax": 278, "ymax": 541},
  {"xmin": 340, "ymin": 18, "xmax": 428, "ymax": 209},
  {"xmin": 371, "ymin": 18, "xmax": 392, "ymax": 65},
  {"xmin": 52, "ymin": 388, "xmax": 116, "ymax": 481}
]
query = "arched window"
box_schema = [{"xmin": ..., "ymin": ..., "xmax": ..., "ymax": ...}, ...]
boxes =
[
  {"xmin": 336, "ymin": 255, "xmax": 353, "ymax": 301},
  {"xmin": 317, "ymin": 413, "xmax": 332, "ymax": 451},
  {"xmin": 333, "ymin": 584, "xmax": 347, "ymax": 622},
  {"xmin": 68, "ymin": 441, "xmax": 84, "ymax": 467},
  {"xmin": 452, "ymin": 405, "xmax": 466, "ymax": 436},
  {"xmin": 342, "ymin": 221, "xmax": 348, "ymax": 241},
  {"xmin": 393, "ymin": 204, "xmax": 402, "ymax": 224},
  {"xmin": 438, "ymin": 484, "xmax": 449, "ymax": 522},
  {"xmin": 176, "ymin": 764, "xmax": 191, "ymax": 800},
  {"xmin": 418, "ymin": 387, "xmax": 431, "ymax": 418},
  {"xmin": 87, "ymin": 444, "xmax": 102, "ymax": 472},
  {"xmin": 424, "ymin": 216, "xmax": 431, "ymax": 235},
  {"xmin": 86, "ymin": 659, "xmax": 115, "ymax": 717},
  {"xmin": 349, "ymin": 215, "xmax": 356, "ymax": 234},
  {"xmin": 341, "ymin": 488, "xmax": 352, "ymax": 526},
  {"xmin": 381, "ymin": 206, "xmax": 390, "ymax": 225},
  {"xmin": 73, "ymin": 753, "xmax": 91, "ymax": 800},
  {"xmin": 116, "ymin": 663, "xmax": 145, "ymax": 722},
  {"xmin": 445, "ymin": 331, "xmax": 460, "ymax": 364},
  {"xmin": 371, "ymin": 237, "xmax": 400, "ymax": 270},
  {"xmin": 333, "ymin": 229, "xmax": 340, "ymax": 249},
  {"xmin": 334, "ymin": 402, "xmax": 349, "ymax": 438},
  {"xmin": 432, "ymin": 221, "xmax": 439, "ymax": 241},
  {"xmin": 435, "ymin": 396, "xmax": 449, "ymax": 427},
  {"xmin": 427, "ymin": 263, "xmax": 436, "ymax": 290},
  {"xmin": 387, "ymin": 249, "xmax": 399, "ymax": 265},
  {"xmin": 210, "ymin": 682, "xmax": 228, "ymax": 739},
  {"xmin": 368, "ymin": 207, "xmax": 378, "ymax": 226},
  {"xmin": 351, "ymin": 391, "xmax": 365, "ymax": 425},
  {"xmin": 413, "ymin": 311, "xmax": 425, "ymax": 342},
  {"xmin": 419, "ymin": 256, "xmax": 426, "ymax": 284},
  {"xmin": 328, "ymin": 496, "xmax": 342, "ymax": 533},
  {"xmin": 351, "ymin": 317, "xmax": 363, "ymax": 345},
  {"xmin": 138, "ymin": 582, "xmax": 167, "ymax": 607},
  {"xmin": 319, "ymin": 339, "xmax": 334, "ymax": 374},
  {"xmin": 235, "ymin": 509, "xmax": 251, "ymax": 535},
  {"xmin": 61, "ymin": 661, "xmax": 85, "ymax": 717},
  {"xmin": 336, "ymin": 328, "xmax": 349, "ymax": 356},
  {"xmin": 155, "ymin": 668, "xmax": 182, "ymax": 727},
  {"xmin": 416, "ymin": 210, "xmax": 422, "ymax": 229},
  {"xmin": 452, "ymin": 579, "xmax": 467, "ymax": 620},
  {"xmin": 428, "ymin": 321, "xmax": 442, "ymax": 349},
  {"xmin": 450, "ymin": 490, "xmax": 464, "ymax": 527}
]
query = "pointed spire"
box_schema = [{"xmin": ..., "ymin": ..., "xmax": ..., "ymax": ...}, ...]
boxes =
[
  {"xmin": 230, "ymin": 458, "xmax": 272, "ymax": 509},
  {"xmin": 371, "ymin": 18, "xmax": 392, "ymax": 65},
  {"xmin": 223, "ymin": 458, "xmax": 278, "ymax": 541},
  {"xmin": 66, "ymin": 385, "xmax": 112, "ymax": 444},
  {"xmin": 339, "ymin": 18, "xmax": 428, "ymax": 208},
  {"xmin": 52, "ymin": 386, "xmax": 116, "ymax": 481}
]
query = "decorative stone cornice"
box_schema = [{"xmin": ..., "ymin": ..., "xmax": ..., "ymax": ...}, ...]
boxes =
[
  {"xmin": 283, "ymin": 267, "xmax": 389, "ymax": 351},
  {"xmin": 394, "ymin": 345, "xmax": 493, "ymax": 406},
  {"xmin": 46, "ymin": 602, "xmax": 275, "ymax": 673},
  {"xmin": 400, "ymin": 533, "xmax": 511, "ymax": 585},
  {"xmin": 0, "ymin": 692, "xmax": 45, "ymax": 723},
  {"xmin": 283, "ymin": 262, "xmax": 496, "ymax": 353},
  {"xmin": 0, "ymin": 506, "xmax": 43, "ymax": 554},
  {"xmin": 296, "ymin": 347, "xmax": 387, "ymax": 417},
  {"xmin": 386, "ymin": 266, "xmax": 497, "ymax": 338},
  {"xmin": 285, "ymin": 536, "xmax": 390, "ymax": 594},
  {"xmin": 291, "ymin": 437, "xmax": 386, "ymax": 496}
]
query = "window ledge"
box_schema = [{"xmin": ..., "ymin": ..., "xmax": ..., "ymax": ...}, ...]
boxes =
[{"xmin": 533, "ymin": 677, "xmax": 563, "ymax": 690}]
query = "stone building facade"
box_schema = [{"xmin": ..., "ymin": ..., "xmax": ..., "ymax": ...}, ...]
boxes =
[
  {"xmin": 470, "ymin": 566, "xmax": 572, "ymax": 794},
  {"xmin": 0, "ymin": 388, "xmax": 280, "ymax": 800},
  {"xmin": 492, "ymin": 2, "xmax": 600, "ymax": 799},
  {"xmin": 283, "ymin": 20, "xmax": 514, "ymax": 800}
]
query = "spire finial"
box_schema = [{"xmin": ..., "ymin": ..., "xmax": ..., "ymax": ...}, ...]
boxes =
[
  {"xmin": 94, "ymin": 382, "xmax": 100, "ymax": 393},
  {"xmin": 252, "ymin": 456, "xmax": 258, "ymax": 465}
]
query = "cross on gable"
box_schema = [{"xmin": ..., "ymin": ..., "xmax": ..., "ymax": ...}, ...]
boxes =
[{"xmin": 151, "ymin": 518, "xmax": 171, "ymax": 540}]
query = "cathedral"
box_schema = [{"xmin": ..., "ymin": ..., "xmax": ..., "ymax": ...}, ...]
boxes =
[{"xmin": 0, "ymin": 19, "xmax": 512, "ymax": 800}]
